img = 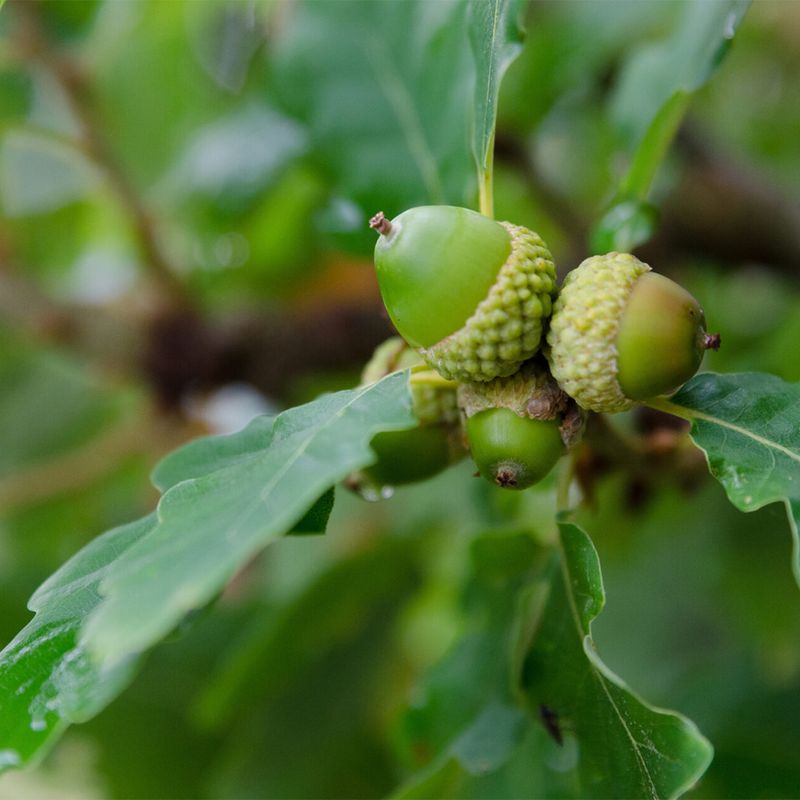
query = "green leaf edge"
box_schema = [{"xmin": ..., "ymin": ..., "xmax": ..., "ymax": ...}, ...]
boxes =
[
  {"xmin": 470, "ymin": 0, "xmax": 526, "ymax": 216},
  {"xmin": 555, "ymin": 518, "xmax": 714, "ymax": 800},
  {"xmin": 646, "ymin": 372, "xmax": 800, "ymax": 588},
  {"xmin": 80, "ymin": 371, "xmax": 416, "ymax": 666},
  {"xmin": 0, "ymin": 372, "xmax": 415, "ymax": 771},
  {"xmin": 595, "ymin": 0, "xmax": 751, "ymax": 248}
]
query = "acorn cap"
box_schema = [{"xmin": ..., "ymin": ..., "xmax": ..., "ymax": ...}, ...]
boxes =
[
  {"xmin": 349, "ymin": 338, "xmax": 464, "ymax": 495},
  {"xmin": 546, "ymin": 253, "xmax": 713, "ymax": 413},
  {"xmin": 458, "ymin": 360, "xmax": 566, "ymax": 420},
  {"xmin": 360, "ymin": 336, "xmax": 458, "ymax": 427},
  {"xmin": 372, "ymin": 206, "xmax": 557, "ymax": 382}
]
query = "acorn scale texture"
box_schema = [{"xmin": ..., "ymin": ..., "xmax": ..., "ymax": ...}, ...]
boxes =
[
  {"xmin": 420, "ymin": 223, "xmax": 557, "ymax": 383},
  {"xmin": 546, "ymin": 252, "xmax": 650, "ymax": 413},
  {"xmin": 361, "ymin": 337, "xmax": 458, "ymax": 427}
]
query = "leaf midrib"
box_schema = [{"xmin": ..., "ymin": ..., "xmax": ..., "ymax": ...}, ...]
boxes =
[
  {"xmin": 557, "ymin": 533, "xmax": 659, "ymax": 800},
  {"xmin": 477, "ymin": 0, "xmax": 501, "ymax": 167},
  {"xmin": 648, "ymin": 397, "xmax": 800, "ymax": 466},
  {"xmin": 362, "ymin": 36, "xmax": 444, "ymax": 204},
  {"xmin": 90, "ymin": 378, "xmax": 412, "ymax": 654}
]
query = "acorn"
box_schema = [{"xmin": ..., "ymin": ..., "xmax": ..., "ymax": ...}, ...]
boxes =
[
  {"xmin": 370, "ymin": 206, "xmax": 557, "ymax": 383},
  {"xmin": 459, "ymin": 361, "xmax": 585, "ymax": 490},
  {"xmin": 546, "ymin": 252, "xmax": 720, "ymax": 413},
  {"xmin": 349, "ymin": 337, "xmax": 463, "ymax": 497}
]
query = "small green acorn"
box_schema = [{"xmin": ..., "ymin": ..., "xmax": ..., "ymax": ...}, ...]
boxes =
[
  {"xmin": 370, "ymin": 206, "xmax": 557, "ymax": 383},
  {"xmin": 459, "ymin": 362, "xmax": 584, "ymax": 490},
  {"xmin": 349, "ymin": 337, "xmax": 463, "ymax": 497},
  {"xmin": 546, "ymin": 253, "xmax": 720, "ymax": 413}
]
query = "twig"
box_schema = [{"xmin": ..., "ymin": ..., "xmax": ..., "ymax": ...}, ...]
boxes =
[
  {"xmin": 11, "ymin": 0, "xmax": 188, "ymax": 306},
  {"xmin": 0, "ymin": 408, "xmax": 194, "ymax": 511}
]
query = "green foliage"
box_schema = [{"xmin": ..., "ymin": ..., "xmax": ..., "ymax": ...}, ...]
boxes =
[
  {"xmin": 469, "ymin": 0, "xmax": 525, "ymax": 177},
  {"xmin": 593, "ymin": 0, "xmax": 751, "ymax": 251},
  {"xmin": 520, "ymin": 521, "xmax": 712, "ymax": 799},
  {"xmin": 393, "ymin": 531, "xmax": 545, "ymax": 798},
  {"xmin": 469, "ymin": 0, "xmax": 525, "ymax": 213},
  {"xmin": 271, "ymin": 0, "xmax": 484, "ymax": 244},
  {"xmin": 1, "ymin": 0, "xmax": 799, "ymax": 797},
  {"xmin": 0, "ymin": 515, "xmax": 150, "ymax": 770},
  {"xmin": 0, "ymin": 333, "xmax": 133, "ymax": 478},
  {"xmin": 0, "ymin": 373, "xmax": 414, "ymax": 770},
  {"xmin": 649, "ymin": 373, "xmax": 800, "ymax": 585},
  {"xmin": 83, "ymin": 373, "xmax": 414, "ymax": 665}
]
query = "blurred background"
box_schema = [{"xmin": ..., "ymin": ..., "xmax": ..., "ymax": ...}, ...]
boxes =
[{"xmin": 1, "ymin": 1, "xmax": 799, "ymax": 797}]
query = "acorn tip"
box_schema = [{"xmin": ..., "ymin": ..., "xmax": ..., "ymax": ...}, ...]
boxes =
[
  {"xmin": 703, "ymin": 332, "xmax": 721, "ymax": 351},
  {"xmin": 369, "ymin": 211, "xmax": 393, "ymax": 236}
]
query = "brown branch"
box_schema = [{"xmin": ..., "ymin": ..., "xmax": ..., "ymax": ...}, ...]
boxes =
[
  {"xmin": 0, "ymin": 406, "xmax": 198, "ymax": 511},
  {"xmin": 0, "ymin": 263, "xmax": 145, "ymax": 375},
  {"xmin": 576, "ymin": 410, "xmax": 708, "ymax": 511},
  {"xmin": 10, "ymin": 0, "xmax": 189, "ymax": 307},
  {"xmin": 639, "ymin": 125, "xmax": 800, "ymax": 279}
]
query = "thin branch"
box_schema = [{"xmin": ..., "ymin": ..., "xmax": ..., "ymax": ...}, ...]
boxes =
[
  {"xmin": 641, "ymin": 125, "xmax": 800, "ymax": 280},
  {"xmin": 0, "ymin": 407, "xmax": 195, "ymax": 511},
  {"xmin": 11, "ymin": 0, "xmax": 189, "ymax": 306}
]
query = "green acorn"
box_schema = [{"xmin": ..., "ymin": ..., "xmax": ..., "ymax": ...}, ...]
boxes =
[
  {"xmin": 370, "ymin": 206, "xmax": 557, "ymax": 383},
  {"xmin": 546, "ymin": 253, "xmax": 720, "ymax": 413},
  {"xmin": 459, "ymin": 362, "xmax": 585, "ymax": 490},
  {"xmin": 349, "ymin": 337, "xmax": 463, "ymax": 497}
]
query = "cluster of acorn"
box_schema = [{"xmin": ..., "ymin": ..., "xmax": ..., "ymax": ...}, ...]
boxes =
[{"xmin": 349, "ymin": 205, "xmax": 719, "ymax": 496}]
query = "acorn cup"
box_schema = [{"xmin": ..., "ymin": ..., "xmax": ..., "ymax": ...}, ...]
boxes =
[
  {"xmin": 348, "ymin": 337, "xmax": 464, "ymax": 499},
  {"xmin": 370, "ymin": 206, "xmax": 557, "ymax": 383},
  {"xmin": 546, "ymin": 252, "xmax": 720, "ymax": 413},
  {"xmin": 459, "ymin": 361, "xmax": 585, "ymax": 490}
]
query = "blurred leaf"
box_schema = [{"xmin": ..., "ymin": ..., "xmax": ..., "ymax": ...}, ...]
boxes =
[
  {"xmin": 0, "ymin": 515, "xmax": 150, "ymax": 773},
  {"xmin": 195, "ymin": 535, "xmax": 420, "ymax": 733},
  {"xmin": 394, "ymin": 531, "xmax": 548, "ymax": 798},
  {"xmin": 0, "ymin": 334, "xmax": 133, "ymax": 479},
  {"xmin": 0, "ymin": 373, "xmax": 413, "ymax": 772},
  {"xmin": 86, "ymin": 0, "xmax": 241, "ymax": 188},
  {"xmin": 0, "ymin": 130, "xmax": 99, "ymax": 217},
  {"xmin": 469, "ymin": 0, "xmax": 525, "ymax": 215},
  {"xmin": 187, "ymin": 0, "xmax": 267, "ymax": 93},
  {"xmin": 239, "ymin": 164, "xmax": 327, "ymax": 283},
  {"xmin": 616, "ymin": 90, "xmax": 691, "ymax": 202},
  {"xmin": 78, "ymin": 609, "xmax": 235, "ymax": 800},
  {"xmin": 611, "ymin": 0, "xmax": 751, "ymax": 150},
  {"xmin": 649, "ymin": 372, "xmax": 800, "ymax": 587},
  {"xmin": 498, "ymin": 1, "xmax": 673, "ymax": 134},
  {"xmin": 271, "ymin": 0, "xmax": 470, "ymax": 224},
  {"xmin": 271, "ymin": 0, "xmax": 523, "ymax": 245},
  {"xmin": 202, "ymin": 536, "xmax": 422, "ymax": 799},
  {"xmin": 590, "ymin": 198, "xmax": 659, "ymax": 254},
  {"xmin": 519, "ymin": 521, "xmax": 713, "ymax": 799},
  {"xmin": 81, "ymin": 372, "xmax": 415, "ymax": 665},
  {"xmin": 394, "ymin": 703, "xmax": 527, "ymax": 800},
  {"xmin": 0, "ymin": 69, "xmax": 32, "ymax": 123},
  {"xmin": 36, "ymin": 0, "xmax": 101, "ymax": 42},
  {"xmin": 165, "ymin": 105, "xmax": 307, "ymax": 210},
  {"xmin": 594, "ymin": 0, "xmax": 750, "ymax": 250}
]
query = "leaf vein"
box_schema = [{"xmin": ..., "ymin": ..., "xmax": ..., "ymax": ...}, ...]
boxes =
[{"xmin": 557, "ymin": 536, "xmax": 659, "ymax": 799}]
